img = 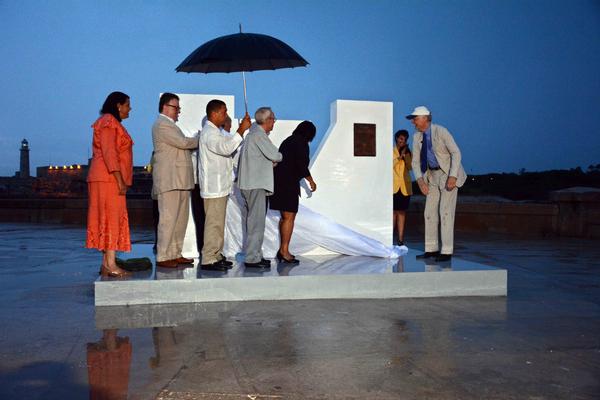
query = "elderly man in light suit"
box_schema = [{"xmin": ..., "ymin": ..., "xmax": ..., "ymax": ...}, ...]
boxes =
[
  {"xmin": 408, "ymin": 106, "xmax": 466, "ymax": 262},
  {"xmin": 152, "ymin": 93, "xmax": 199, "ymax": 268},
  {"xmin": 238, "ymin": 107, "xmax": 283, "ymax": 268}
]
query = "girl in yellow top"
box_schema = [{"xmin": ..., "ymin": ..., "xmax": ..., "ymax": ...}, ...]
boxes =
[{"xmin": 393, "ymin": 129, "xmax": 413, "ymax": 245}]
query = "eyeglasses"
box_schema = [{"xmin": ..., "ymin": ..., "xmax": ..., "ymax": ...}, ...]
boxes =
[
  {"xmin": 166, "ymin": 104, "xmax": 181, "ymax": 111},
  {"xmin": 267, "ymin": 116, "xmax": 277, "ymax": 122}
]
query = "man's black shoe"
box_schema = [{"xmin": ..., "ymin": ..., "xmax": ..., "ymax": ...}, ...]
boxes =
[
  {"xmin": 201, "ymin": 259, "xmax": 229, "ymax": 271},
  {"xmin": 222, "ymin": 261, "xmax": 233, "ymax": 269},
  {"xmin": 435, "ymin": 254, "xmax": 452, "ymax": 262},
  {"xmin": 219, "ymin": 254, "xmax": 233, "ymax": 267},
  {"xmin": 244, "ymin": 258, "xmax": 271, "ymax": 269},
  {"xmin": 416, "ymin": 251, "xmax": 440, "ymax": 259}
]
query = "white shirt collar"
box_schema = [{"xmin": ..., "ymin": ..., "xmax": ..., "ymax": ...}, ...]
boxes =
[{"xmin": 160, "ymin": 113, "xmax": 175, "ymax": 123}]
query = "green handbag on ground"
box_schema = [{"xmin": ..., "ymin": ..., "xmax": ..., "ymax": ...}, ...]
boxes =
[{"xmin": 116, "ymin": 257, "xmax": 153, "ymax": 271}]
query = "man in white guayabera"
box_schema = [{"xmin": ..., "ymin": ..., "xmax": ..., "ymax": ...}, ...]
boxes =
[{"xmin": 197, "ymin": 99, "xmax": 250, "ymax": 271}]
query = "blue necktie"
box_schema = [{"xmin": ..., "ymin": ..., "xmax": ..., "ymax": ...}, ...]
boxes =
[{"xmin": 420, "ymin": 133, "xmax": 428, "ymax": 173}]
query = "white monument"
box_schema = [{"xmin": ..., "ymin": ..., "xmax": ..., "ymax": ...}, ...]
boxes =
[{"xmin": 173, "ymin": 94, "xmax": 398, "ymax": 259}]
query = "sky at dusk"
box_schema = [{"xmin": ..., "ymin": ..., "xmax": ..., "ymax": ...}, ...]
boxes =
[{"xmin": 0, "ymin": 0, "xmax": 599, "ymax": 177}]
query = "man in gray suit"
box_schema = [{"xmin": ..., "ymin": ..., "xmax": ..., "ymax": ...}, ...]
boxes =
[
  {"xmin": 238, "ymin": 107, "xmax": 283, "ymax": 268},
  {"xmin": 408, "ymin": 106, "xmax": 467, "ymax": 262},
  {"xmin": 152, "ymin": 93, "xmax": 199, "ymax": 268}
]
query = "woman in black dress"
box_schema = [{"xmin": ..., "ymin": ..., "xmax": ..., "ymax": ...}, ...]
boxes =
[{"xmin": 270, "ymin": 121, "xmax": 317, "ymax": 264}]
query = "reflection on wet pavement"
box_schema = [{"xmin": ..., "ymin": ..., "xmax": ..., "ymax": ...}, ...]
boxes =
[
  {"xmin": 86, "ymin": 330, "xmax": 131, "ymax": 399},
  {"xmin": 1, "ymin": 223, "xmax": 599, "ymax": 399}
]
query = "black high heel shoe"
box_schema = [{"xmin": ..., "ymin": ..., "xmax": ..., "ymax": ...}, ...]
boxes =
[{"xmin": 276, "ymin": 250, "xmax": 300, "ymax": 264}]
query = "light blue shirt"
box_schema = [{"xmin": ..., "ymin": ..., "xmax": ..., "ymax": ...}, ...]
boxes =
[{"xmin": 424, "ymin": 126, "xmax": 440, "ymax": 169}]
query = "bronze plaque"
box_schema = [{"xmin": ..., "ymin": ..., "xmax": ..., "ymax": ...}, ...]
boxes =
[{"xmin": 354, "ymin": 123, "xmax": 376, "ymax": 157}]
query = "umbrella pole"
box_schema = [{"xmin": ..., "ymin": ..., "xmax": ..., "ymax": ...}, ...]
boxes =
[{"xmin": 242, "ymin": 71, "xmax": 248, "ymax": 115}]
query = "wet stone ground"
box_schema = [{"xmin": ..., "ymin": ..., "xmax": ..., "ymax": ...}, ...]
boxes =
[{"xmin": 0, "ymin": 222, "xmax": 599, "ymax": 399}]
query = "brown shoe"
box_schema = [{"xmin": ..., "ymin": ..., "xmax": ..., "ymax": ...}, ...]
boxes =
[
  {"xmin": 100, "ymin": 265, "xmax": 132, "ymax": 278},
  {"xmin": 156, "ymin": 259, "xmax": 179, "ymax": 268},
  {"xmin": 175, "ymin": 257, "xmax": 194, "ymax": 264}
]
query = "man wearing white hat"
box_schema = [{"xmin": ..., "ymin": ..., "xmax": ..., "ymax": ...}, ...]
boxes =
[{"xmin": 407, "ymin": 106, "xmax": 466, "ymax": 262}]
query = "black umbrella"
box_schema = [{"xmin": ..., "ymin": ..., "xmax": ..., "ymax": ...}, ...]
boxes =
[{"xmin": 176, "ymin": 27, "xmax": 309, "ymax": 113}]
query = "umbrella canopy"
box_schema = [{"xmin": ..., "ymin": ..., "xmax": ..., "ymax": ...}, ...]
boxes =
[
  {"xmin": 176, "ymin": 31, "xmax": 309, "ymax": 113},
  {"xmin": 176, "ymin": 32, "xmax": 309, "ymax": 73}
]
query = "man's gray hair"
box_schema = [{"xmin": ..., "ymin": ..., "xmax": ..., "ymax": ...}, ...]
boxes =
[{"xmin": 255, "ymin": 107, "xmax": 273, "ymax": 124}]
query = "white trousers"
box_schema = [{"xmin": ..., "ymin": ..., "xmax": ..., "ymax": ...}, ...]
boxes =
[{"xmin": 424, "ymin": 169, "xmax": 458, "ymax": 254}]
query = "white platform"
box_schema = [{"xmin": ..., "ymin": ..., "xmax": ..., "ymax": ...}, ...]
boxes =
[{"xmin": 94, "ymin": 245, "xmax": 507, "ymax": 306}]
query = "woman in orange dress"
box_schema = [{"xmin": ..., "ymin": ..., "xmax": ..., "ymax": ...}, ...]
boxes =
[{"xmin": 86, "ymin": 91, "xmax": 134, "ymax": 277}]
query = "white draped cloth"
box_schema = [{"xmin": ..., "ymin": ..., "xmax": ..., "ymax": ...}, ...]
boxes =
[{"xmin": 219, "ymin": 189, "xmax": 406, "ymax": 259}]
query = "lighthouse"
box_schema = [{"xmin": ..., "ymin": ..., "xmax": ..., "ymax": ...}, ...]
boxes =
[{"xmin": 19, "ymin": 139, "xmax": 30, "ymax": 178}]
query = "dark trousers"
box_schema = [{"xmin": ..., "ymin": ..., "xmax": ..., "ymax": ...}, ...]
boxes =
[{"xmin": 191, "ymin": 184, "xmax": 205, "ymax": 254}]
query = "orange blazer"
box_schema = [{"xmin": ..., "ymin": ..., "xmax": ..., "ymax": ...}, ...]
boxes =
[{"xmin": 87, "ymin": 114, "xmax": 134, "ymax": 185}]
